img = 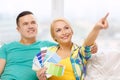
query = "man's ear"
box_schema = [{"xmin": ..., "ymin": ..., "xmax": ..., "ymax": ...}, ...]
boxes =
[{"xmin": 16, "ymin": 26, "xmax": 19, "ymax": 31}]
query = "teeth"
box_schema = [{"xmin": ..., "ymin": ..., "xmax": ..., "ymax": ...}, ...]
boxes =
[
  {"xmin": 62, "ymin": 36, "xmax": 68, "ymax": 39},
  {"xmin": 28, "ymin": 30, "xmax": 34, "ymax": 33}
]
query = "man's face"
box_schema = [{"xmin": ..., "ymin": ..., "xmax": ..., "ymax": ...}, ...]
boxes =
[{"xmin": 17, "ymin": 14, "xmax": 38, "ymax": 39}]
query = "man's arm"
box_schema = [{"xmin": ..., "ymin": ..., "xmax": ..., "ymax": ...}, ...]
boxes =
[
  {"xmin": 83, "ymin": 13, "xmax": 109, "ymax": 46},
  {"xmin": 0, "ymin": 59, "xmax": 6, "ymax": 75}
]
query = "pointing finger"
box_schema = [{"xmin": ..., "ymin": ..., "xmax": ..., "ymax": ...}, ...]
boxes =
[{"xmin": 103, "ymin": 13, "xmax": 109, "ymax": 20}]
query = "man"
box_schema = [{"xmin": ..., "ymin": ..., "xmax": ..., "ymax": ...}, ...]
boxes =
[{"xmin": 0, "ymin": 11, "xmax": 56, "ymax": 80}]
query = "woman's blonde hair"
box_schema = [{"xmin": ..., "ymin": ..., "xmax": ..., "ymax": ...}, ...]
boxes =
[{"xmin": 50, "ymin": 18, "xmax": 73, "ymax": 42}]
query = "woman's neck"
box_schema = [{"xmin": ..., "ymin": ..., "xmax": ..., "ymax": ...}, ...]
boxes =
[
  {"xmin": 59, "ymin": 42, "xmax": 73, "ymax": 50},
  {"xmin": 57, "ymin": 42, "xmax": 73, "ymax": 59}
]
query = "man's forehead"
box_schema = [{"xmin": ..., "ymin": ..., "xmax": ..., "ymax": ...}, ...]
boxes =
[{"xmin": 19, "ymin": 14, "xmax": 36, "ymax": 22}]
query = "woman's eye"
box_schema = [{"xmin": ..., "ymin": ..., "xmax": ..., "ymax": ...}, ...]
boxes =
[
  {"xmin": 56, "ymin": 29, "xmax": 61, "ymax": 32},
  {"xmin": 65, "ymin": 26, "xmax": 69, "ymax": 29}
]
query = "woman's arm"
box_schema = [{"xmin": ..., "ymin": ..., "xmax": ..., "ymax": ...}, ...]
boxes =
[
  {"xmin": 83, "ymin": 13, "xmax": 109, "ymax": 46},
  {"xmin": 0, "ymin": 59, "xmax": 6, "ymax": 75}
]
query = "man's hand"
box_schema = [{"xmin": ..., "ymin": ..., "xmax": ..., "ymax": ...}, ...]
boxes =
[{"xmin": 91, "ymin": 43, "xmax": 98, "ymax": 54}]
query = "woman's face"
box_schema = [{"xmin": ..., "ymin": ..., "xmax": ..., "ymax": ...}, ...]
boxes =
[{"xmin": 53, "ymin": 20, "xmax": 73, "ymax": 44}]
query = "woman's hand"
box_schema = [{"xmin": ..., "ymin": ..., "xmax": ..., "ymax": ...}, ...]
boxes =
[
  {"xmin": 36, "ymin": 67, "xmax": 47, "ymax": 80},
  {"xmin": 94, "ymin": 13, "xmax": 109, "ymax": 30}
]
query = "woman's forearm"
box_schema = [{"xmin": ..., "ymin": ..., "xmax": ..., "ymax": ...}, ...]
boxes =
[{"xmin": 83, "ymin": 27, "xmax": 100, "ymax": 46}]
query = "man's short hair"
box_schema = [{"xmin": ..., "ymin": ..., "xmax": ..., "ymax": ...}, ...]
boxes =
[{"xmin": 16, "ymin": 11, "xmax": 33, "ymax": 26}]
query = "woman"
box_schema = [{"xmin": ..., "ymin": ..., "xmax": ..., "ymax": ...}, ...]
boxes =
[{"xmin": 33, "ymin": 13, "xmax": 109, "ymax": 80}]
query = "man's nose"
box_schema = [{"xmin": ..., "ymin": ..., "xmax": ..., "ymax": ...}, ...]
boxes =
[{"xmin": 28, "ymin": 24, "xmax": 33, "ymax": 28}]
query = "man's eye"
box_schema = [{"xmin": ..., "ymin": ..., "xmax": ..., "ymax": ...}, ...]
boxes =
[
  {"xmin": 23, "ymin": 23, "xmax": 28, "ymax": 26},
  {"xmin": 31, "ymin": 21, "xmax": 36, "ymax": 24}
]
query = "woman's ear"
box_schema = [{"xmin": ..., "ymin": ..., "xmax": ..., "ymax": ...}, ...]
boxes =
[{"xmin": 71, "ymin": 29, "xmax": 74, "ymax": 35}]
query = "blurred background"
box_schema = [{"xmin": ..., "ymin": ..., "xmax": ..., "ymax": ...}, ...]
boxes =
[{"xmin": 0, "ymin": 0, "xmax": 120, "ymax": 52}]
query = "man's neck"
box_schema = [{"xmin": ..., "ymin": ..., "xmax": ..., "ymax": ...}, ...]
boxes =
[{"xmin": 20, "ymin": 38, "xmax": 36, "ymax": 45}]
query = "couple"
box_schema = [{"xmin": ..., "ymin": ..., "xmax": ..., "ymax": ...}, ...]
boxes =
[{"xmin": 0, "ymin": 11, "xmax": 109, "ymax": 80}]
